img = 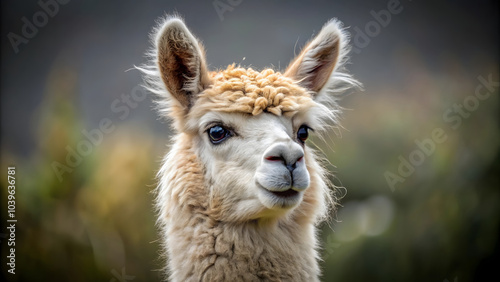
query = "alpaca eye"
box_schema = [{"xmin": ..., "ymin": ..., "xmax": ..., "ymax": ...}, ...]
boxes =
[
  {"xmin": 297, "ymin": 125, "xmax": 310, "ymax": 144},
  {"xmin": 208, "ymin": 125, "xmax": 230, "ymax": 144}
]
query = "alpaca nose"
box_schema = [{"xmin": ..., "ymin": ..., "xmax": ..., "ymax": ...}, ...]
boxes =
[{"xmin": 264, "ymin": 143, "xmax": 305, "ymax": 171}]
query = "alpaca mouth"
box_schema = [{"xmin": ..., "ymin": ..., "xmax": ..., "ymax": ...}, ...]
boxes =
[
  {"xmin": 256, "ymin": 182, "xmax": 303, "ymax": 209},
  {"xmin": 271, "ymin": 189, "xmax": 299, "ymax": 198}
]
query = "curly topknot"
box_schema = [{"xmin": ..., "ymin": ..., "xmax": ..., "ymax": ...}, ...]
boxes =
[{"xmin": 193, "ymin": 65, "xmax": 315, "ymax": 117}]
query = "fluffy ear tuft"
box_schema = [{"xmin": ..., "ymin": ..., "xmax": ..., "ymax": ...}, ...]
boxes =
[
  {"xmin": 155, "ymin": 16, "xmax": 211, "ymax": 110},
  {"xmin": 285, "ymin": 19, "xmax": 360, "ymax": 98}
]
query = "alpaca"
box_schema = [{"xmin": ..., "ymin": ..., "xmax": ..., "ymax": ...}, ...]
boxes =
[{"xmin": 139, "ymin": 15, "xmax": 359, "ymax": 281}]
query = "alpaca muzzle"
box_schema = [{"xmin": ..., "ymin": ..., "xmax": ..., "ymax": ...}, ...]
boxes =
[{"xmin": 256, "ymin": 142, "xmax": 310, "ymax": 193}]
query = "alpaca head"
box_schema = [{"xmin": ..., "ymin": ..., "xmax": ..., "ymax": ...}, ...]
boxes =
[{"xmin": 142, "ymin": 16, "xmax": 359, "ymax": 224}]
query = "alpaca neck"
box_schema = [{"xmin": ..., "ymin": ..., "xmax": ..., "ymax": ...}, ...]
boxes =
[{"xmin": 166, "ymin": 207, "xmax": 319, "ymax": 281}]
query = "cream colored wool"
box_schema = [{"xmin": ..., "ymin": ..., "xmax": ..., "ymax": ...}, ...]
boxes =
[{"xmin": 138, "ymin": 15, "xmax": 360, "ymax": 282}]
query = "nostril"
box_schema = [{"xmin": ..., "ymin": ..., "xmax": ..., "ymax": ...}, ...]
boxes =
[
  {"xmin": 265, "ymin": 156, "xmax": 283, "ymax": 162},
  {"xmin": 286, "ymin": 156, "xmax": 303, "ymax": 172},
  {"xmin": 265, "ymin": 153, "xmax": 304, "ymax": 170}
]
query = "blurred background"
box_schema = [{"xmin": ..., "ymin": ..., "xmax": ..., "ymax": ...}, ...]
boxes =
[{"xmin": 1, "ymin": 0, "xmax": 498, "ymax": 281}]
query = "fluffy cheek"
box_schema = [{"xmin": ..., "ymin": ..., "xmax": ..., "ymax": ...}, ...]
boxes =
[{"xmin": 196, "ymin": 140, "xmax": 265, "ymax": 220}]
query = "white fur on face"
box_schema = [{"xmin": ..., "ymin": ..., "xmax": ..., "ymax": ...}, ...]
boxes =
[{"xmin": 194, "ymin": 111, "xmax": 313, "ymax": 220}]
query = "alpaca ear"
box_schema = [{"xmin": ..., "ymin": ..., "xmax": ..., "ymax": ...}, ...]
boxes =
[
  {"xmin": 156, "ymin": 17, "xmax": 211, "ymax": 110},
  {"xmin": 284, "ymin": 19, "xmax": 347, "ymax": 96}
]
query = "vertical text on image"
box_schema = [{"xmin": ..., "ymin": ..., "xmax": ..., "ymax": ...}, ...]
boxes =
[{"xmin": 6, "ymin": 166, "xmax": 17, "ymax": 275}]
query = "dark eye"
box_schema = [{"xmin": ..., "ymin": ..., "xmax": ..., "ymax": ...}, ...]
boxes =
[
  {"xmin": 297, "ymin": 125, "xmax": 310, "ymax": 144},
  {"xmin": 208, "ymin": 125, "xmax": 231, "ymax": 144}
]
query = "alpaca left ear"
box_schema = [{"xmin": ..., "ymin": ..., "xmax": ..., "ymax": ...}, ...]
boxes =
[
  {"xmin": 284, "ymin": 19, "xmax": 347, "ymax": 96},
  {"xmin": 155, "ymin": 16, "xmax": 211, "ymax": 111}
]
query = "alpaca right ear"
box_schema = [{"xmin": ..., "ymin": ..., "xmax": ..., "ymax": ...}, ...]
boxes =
[
  {"xmin": 284, "ymin": 19, "xmax": 352, "ymax": 97},
  {"xmin": 155, "ymin": 16, "xmax": 211, "ymax": 110}
]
